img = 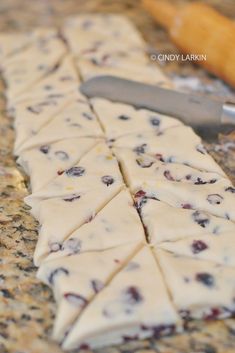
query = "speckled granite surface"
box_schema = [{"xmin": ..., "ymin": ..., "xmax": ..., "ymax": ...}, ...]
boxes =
[{"xmin": 0, "ymin": 1, "xmax": 235, "ymax": 353}]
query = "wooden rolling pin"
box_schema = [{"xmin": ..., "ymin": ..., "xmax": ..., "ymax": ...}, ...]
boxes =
[{"xmin": 142, "ymin": 0, "xmax": 235, "ymax": 88}]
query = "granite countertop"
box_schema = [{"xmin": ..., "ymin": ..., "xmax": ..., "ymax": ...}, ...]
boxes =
[{"xmin": 0, "ymin": 1, "xmax": 235, "ymax": 353}]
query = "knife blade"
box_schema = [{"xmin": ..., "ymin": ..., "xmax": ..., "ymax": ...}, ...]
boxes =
[{"xmin": 80, "ymin": 75, "xmax": 235, "ymax": 129}]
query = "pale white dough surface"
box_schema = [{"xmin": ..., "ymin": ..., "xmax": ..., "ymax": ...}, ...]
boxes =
[
  {"xmin": 14, "ymin": 91, "xmax": 78, "ymax": 155},
  {"xmin": 37, "ymin": 242, "xmax": 141, "ymax": 342},
  {"xmin": 114, "ymin": 147, "xmax": 229, "ymax": 189},
  {"xmin": 133, "ymin": 179, "xmax": 235, "ymax": 222},
  {"xmin": 159, "ymin": 232, "xmax": 235, "ymax": 266},
  {"xmin": 113, "ymin": 125, "xmax": 226, "ymax": 176},
  {"xmin": 14, "ymin": 55, "xmax": 79, "ymax": 102},
  {"xmin": 2, "ymin": 30, "xmax": 67, "ymax": 100},
  {"xmin": 63, "ymin": 246, "xmax": 181, "ymax": 350},
  {"xmin": 17, "ymin": 99, "xmax": 104, "ymax": 153},
  {"xmin": 45, "ymin": 189, "xmax": 146, "ymax": 261},
  {"xmin": 91, "ymin": 98, "xmax": 182, "ymax": 139},
  {"xmin": 25, "ymin": 142, "xmax": 124, "ymax": 209},
  {"xmin": 141, "ymin": 199, "xmax": 235, "ymax": 243},
  {"xmin": 17, "ymin": 137, "xmax": 99, "ymax": 192},
  {"xmin": 33, "ymin": 185, "xmax": 124, "ymax": 266},
  {"xmin": 155, "ymin": 249, "xmax": 235, "ymax": 320}
]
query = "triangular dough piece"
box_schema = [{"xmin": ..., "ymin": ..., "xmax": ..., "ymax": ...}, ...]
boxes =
[
  {"xmin": 0, "ymin": 32, "xmax": 31, "ymax": 63},
  {"xmin": 37, "ymin": 242, "xmax": 142, "ymax": 342},
  {"xmin": 44, "ymin": 189, "xmax": 145, "ymax": 261},
  {"xmin": 159, "ymin": 232, "xmax": 235, "ymax": 267},
  {"xmin": 17, "ymin": 137, "xmax": 99, "ymax": 192},
  {"xmin": 133, "ymin": 179, "xmax": 235, "ymax": 222},
  {"xmin": 17, "ymin": 99, "xmax": 104, "ymax": 153},
  {"xmin": 91, "ymin": 98, "xmax": 182, "ymax": 140},
  {"xmin": 155, "ymin": 249, "xmax": 235, "ymax": 320},
  {"xmin": 114, "ymin": 147, "xmax": 229, "ymax": 191},
  {"xmin": 113, "ymin": 125, "xmax": 225, "ymax": 176},
  {"xmin": 63, "ymin": 246, "xmax": 181, "ymax": 350},
  {"xmin": 76, "ymin": 57, "xmax": 170, "ymax": 87},
  {"xmin": 25, "ymin": 142, "xmax": 124, "ymax": 209},
  {"xmin": 2, "ymin": 31, "xmax": 67, "ymax": 100},
  {"xmin": 33, "ymin": 185, "xmax": 124, "ymax": 266},
  {"xmin": 13, "ymin": 91, "xmax": 78, "ymax": 155},
  {"xmin": 63, "ymin": 14, "xmax": 146, "ymax": 53},
  {"xmin": 15, "ymin": 55, "xmax": 79, "ymax": 102},
  {"xmin": 141, "ymin": 199, "xmax": 235, "ymax": 244}
]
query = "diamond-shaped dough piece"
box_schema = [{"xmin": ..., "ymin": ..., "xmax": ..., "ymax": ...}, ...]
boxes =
[
  {"xmin": 2, "ymin": 31, "xmax": 67, "ymax": 100},
  {"xmin": 17, "ymin": 137, "xmax": 99, "ymax": 192},
  {"xmin": 33, "ymin": 185, "xmax": 124, "ymax": 266},
  {"xmin": 91, "ymin": 98, "xmax": 182, "ymax": 140},
  {"xmin": 13, "ymin": 91, "xmax": 78, "ymax": 155},
  {"xmin": 25, "ymin": 142, "xmax": 124, "ymax": 210},
  {"xmin": 37, "ymin": 242, "xmax": 142, "ymax": 342},
  {"xmin": 113, "ymin": 125, "xmax": 225, "ymax": 176},
  {"xmin": 155, "ymin": 249, "xmax": 235, "ymax": 320},
  {"xmin": 44, "ymin": 189, "xmax": 146, "ymax": 261},
  {"xmin": 63, "ymin": 246, "xmax": 181, "ymax": 350},
  {"xmin": 159, "ymin": 232, "xmax": 235, "ymax": 266},
  {"xmin": 17, "ymin": 99, "xmax": 104, "ymax": 153},
  {"xmin": 141, "ymin": 199, "xmax": 235, "ymax": 244}
]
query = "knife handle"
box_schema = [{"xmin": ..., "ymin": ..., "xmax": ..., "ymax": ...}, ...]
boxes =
[{"xmin": 222, "ymin": 102, "xmax": 235, "ymax": 125}]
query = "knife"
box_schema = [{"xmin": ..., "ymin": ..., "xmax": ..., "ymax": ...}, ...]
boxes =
[{"xmin": 80, "ymin": 75, "xmax": 235, "ymax": 132}]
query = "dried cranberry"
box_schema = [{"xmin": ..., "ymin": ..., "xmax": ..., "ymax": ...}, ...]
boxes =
[
  {"xmin": 136, "ymin": 158, "xmax": 153, "ymax": 168},
  {"xmin": 134, "ymin": 190, "xmax": 146, "ymax": 198},
  {"xmin": 62, "ymin": 238, "xmax": 81, "ymax": 254},
  {"xmin": 79, "ymin": 343, "xmax": 90, "ymax": 350},
  {"xmin": 66, "ymin": 166, "xmax": 85, "ymax": 177},
  {"xmin": 133, "ymin": 144, "xmax": 147, "ymax": 154},
  {"xmin": 57, "ymin": 170, "xmax": 64, "ymax": 175},
  {"xmin": 63, "ymin": 194, "xmax": 81, "ymax": 202},
  {"xmin": 82, "ymin": 112, "xmax": 94, "ymax": 120},
  {"xmin": 225, "ymin": 186, "xmax": 235, "ymax": 193},
  {"xmin": 48, "ymin": 267, "xmax": 69, "ymax": 285},
  {"xmin": 91, "ymin": 279, "xmax": 104, "ymax": 293},
  {"xmin": 195, "ymin": 273, "xmax": 214, "ymax": 287},
  {"xmin": 191, "ymin": 240, "xmax": 208, "ymax": 254},
  {"xmin": 101, "ymin": 175, "xmax": 114, "ymax": 186},
  {"xmin": 39, "ymin": 145, "xmax": 50, "ymax": 154},
  {"xmin": 27, "ymin": 105, "xmax": 42, "ymax": 114},
  {"xmin": 205, "ymin": 308, "xmax": 221, "ymax": 320},
  {"xmin": 118, "ymin": 115, "xmax": 130, "ymax": 120},
  {"xmin": 182, "ymin": 203, "xmax": 192, "ymax": 209},
  {"xmin": 192, "ymin": 210, "xmax": 210, "ymax": 228},
  {"xmin": 64, "ymin": 293, "xmax": 88, "ymax": 307},
  {"xmin": 49, "ymin": 242, "xmax": 62, "ymax": 252},
  {"xmin": 123, "ymin": 286, "xmax": 143, "ymax": 304},
  {"xmin": 207, "ymin": 194, "xmax": 223, "ymax": 205},
  {"xmin": 122, "ymin": 335, "xmax": 139, "ymax": 342},
  {"xmin": 194, "ymin": 177, "xmax": 207, "ymax": 185},
  {"xmin": 163, "ymin": 170, "xmax": 175, "ymax": 181},
  {"xmin": 150, "ymin": 117, "xmax": 160, "ymax": 126},
  {"xmin": 155, "ymin": 153, "xmax": 164, "ymax": 162}
]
